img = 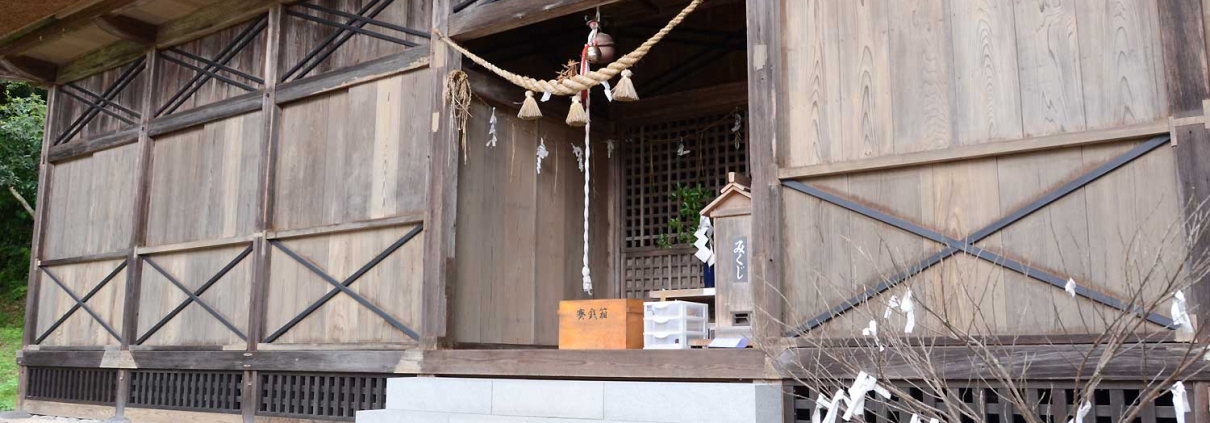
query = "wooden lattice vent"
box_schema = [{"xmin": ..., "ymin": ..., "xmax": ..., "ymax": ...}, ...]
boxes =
[
  {"xmin": 793, "ymin": 384, "xmax": 1185, "ymax": 423},
  {"xmin": 622, "ymin": 109, "xmax": 747, "ymax": 299},
  {"xmin": 128, "ymin": 370, "xmax": 244, "ymax": 413},
  {"xmin": 259, "ymin": 372, "xmax": 392, "ymax": 421},
  {"xmin": 26, "ymin": 367, "xmax": 119, "ymax": 405}
]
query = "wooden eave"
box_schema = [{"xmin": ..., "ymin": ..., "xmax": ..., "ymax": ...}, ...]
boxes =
[{"xmin": 0, "ymin": 0, "xmax": 288, "ymax": 85}]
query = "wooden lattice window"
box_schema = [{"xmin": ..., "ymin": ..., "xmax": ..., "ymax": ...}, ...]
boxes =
[
  {"xmin": 621, "ymin": 110, "xmax": 747, "ymax": 298},
  {"xmin": 27, "ymin": 367, "xmax": 119, "ymax": 405},
  {"xmin": 258, "ymin": 372, "xmax": 392, "ymax": 421},
  {"xmin": 128, "ymin": 370, "xmax": 243, "ymax": 413}
]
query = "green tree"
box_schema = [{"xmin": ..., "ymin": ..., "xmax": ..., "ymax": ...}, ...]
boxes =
[{"xmin": 0, "ymin": 81, "xmax": 45, "ymax": 304}]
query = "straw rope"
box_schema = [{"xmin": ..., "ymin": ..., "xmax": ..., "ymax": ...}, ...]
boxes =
[{"xmin": 434, "ymin": 0, "xmax": 704, "ymax": 96}]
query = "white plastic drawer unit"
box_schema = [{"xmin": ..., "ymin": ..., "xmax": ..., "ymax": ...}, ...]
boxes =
[
  {"xmin": 644, "ymin": 330, "xmax": 707, "ymax": 350},
  {"xmin": 643, "ymin": 300, "xmax": 708, "ymax": 319},
  {"xmin": 644, "ymin": 315, "xmax": 708, "ymax": 334}
]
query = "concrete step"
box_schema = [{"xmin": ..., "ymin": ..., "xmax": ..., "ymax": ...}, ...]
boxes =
[{"xmin": 375, "ymin": 378, "xmax": 784, "ymax": 423}]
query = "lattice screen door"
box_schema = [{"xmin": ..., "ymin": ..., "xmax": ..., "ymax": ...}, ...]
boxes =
[{"xmin": 621, "ymin": 110, "xmax": 748, "ymax": 299}]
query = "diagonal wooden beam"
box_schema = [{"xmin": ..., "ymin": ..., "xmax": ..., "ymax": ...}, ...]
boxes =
[
  {"xmin": 136, "ymin": 245, "xmax": 253, "ymax": 344},
  {"xmin": 91, "ymin": 15, "xmax": 156, "ymax": 46},
  {"xmin": 38, "ymin": 266, "xmax": 123, "ymax": 342},
  {"xmin": 34, "ymin": 261, "xmax": 127, "ymax": 344}
]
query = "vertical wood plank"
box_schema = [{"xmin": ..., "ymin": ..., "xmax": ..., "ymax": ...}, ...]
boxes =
[
  {"xmin": 1014, "ymin": 0, "xmax": 1086, "ymax": 137},
  {"xmin": 423, "ymin": 0, "xmax": 460, "ymax": 350},
  {"xmin": 1076, "ymin": 0, "xmax": 1167, "ymax": 129},
  {"xmin": 838, "ymin": 0, "xmax": 893, "ymax": 161},
  {"xmin": 949, "ymin": 0, "xmax": 1023, "ymax": 144},
  {"xmin": 747, "ymin": 0, "xmax": 785, "ymax": 342},
  {"xmin": 888, "ymin": 0, "xmax": 956, "ymax": 153},
  {"xmin": 783, "ymin": 0, "xmax": 839, "ymax": 167}
]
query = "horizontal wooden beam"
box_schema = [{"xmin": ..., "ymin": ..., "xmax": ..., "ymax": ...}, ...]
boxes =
[
  {"xmin": 37, "ymin": 249, "xmax": 130, "ymax": 267},
  {"xmin": 147, "ymin": 92, "xmax": 262, "ymax": 136},
  {"xmin": 266, "ymin": 212, "xmax": 425, "ymax": 240},
  {"xmin": 91, "ymin": 15, "xmax": 156, "ymax": 46},
  {"xmin": 610, "ymin": 80, "xmax": 747, "ymax": 125},
  {"xmin": 779, "ymin": 120, "xmax": 1170, "ymax": 180},
  {"xmin": 23, "ymin": 400, "xmax": 114, "ymax": 421},
  {"xmin": 448, "ymin": 0, "xmax": 621, "ymax": 40},
  {"xmin": 47, "ymin": 127, "xmax": 140, "ymax": 163},
  {"xmin": 135, "ymin": 234, "xmax": 257, "ymax": 256},
  {"xmin": 19, "ymin": 348, "xmax": 771, "ymax": 379},
  {"xmin": 56, "ymin": 0, "xmax": 290, "ymax": 84},
  {"xmin": 275, "ymin": 46, "xmax": 431, "ymax": 104},
  {"xmin": 778, "ymin": 343, "xmax": 1210, "ymax": 381}
]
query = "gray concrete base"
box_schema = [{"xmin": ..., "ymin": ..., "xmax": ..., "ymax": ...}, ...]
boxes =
[
  {"xmin": 101, "ymin": 417, "xmax": 131, "ymax": 423},
  {"xmin": 0, "ymin": 412, "xmax": 31, "ymax": 419},
  {"xmin": 359, "ymin": 378, "xmax": 786, "ymax": 423}
]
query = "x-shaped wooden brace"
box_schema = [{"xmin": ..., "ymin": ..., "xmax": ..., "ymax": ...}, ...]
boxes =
[
  {"xmin": 156, "ymin": 16, "xmax": 268, "ymax": 117},
  {"xmin": 264, "ymin": 224, "xmax": 424, "ymax": 343},
  {"xmin": 783, "ymin": 135, "xmax": 1176, "ymax": 336},
  {"xmin": 281, "ymin": 0, "xmax": 428, "ymax": 82},
  {"xmin": 55, "ymin": 57, "xmax": 146, "ymax": 145},
  {"xmin": 35, "ymin": 261, "xmax": 127, "ymax": 344},
  {"xmin": 136, "ymin": 245, "xmax": 253, "ymax": 345}
]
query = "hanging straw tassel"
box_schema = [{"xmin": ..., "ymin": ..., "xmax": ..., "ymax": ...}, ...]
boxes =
[
  {"xmin": 566, "ymin": 95, "xmax": 588, "ymax": 127},
  {"xmin": 518, "ymin": 90, "xmax": 543, "ymax": 120},
  {"xmin": 612, "ymin": 69, "xmax": 639, "ymax": 102}
]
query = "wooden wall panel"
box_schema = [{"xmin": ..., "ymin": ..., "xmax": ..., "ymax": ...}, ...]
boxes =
[
  {"xmin": 780, "ymin": 0, "xmax": 1170, "ymax": 167},
  {"xmin": 265, "ymin": 224, "xmax": 424, "ymax": 345},
  {"xmin": 453, "ymin": 100, "xmax": 614, "ymax": 346},
  {"xmin": 153, "ymin": 17, "xmax": 268, "ymax": 117},
  {"xmin": 146, "ymin": 112, "xmax": 264, "ymax": 246},
  {"xmin": 35, "ymin": 260, "xmax": 127, "ymax": 347},
  {"xmin": 273, "ymin": 70, "xmax": 431, "ymax": 231},
  {"xmin": 51, "ymin": 61, "xmax": 146, "ymax": 145},
  {"xmin": 42, "ymin": 144, "xmax": 139, "ymax": 260},
  {"xmin": 136, "ymin": 245, "xmax": 253, "ymax": 347},
  {"xmin": 781, "ymin": 143, "xmax": 1181, "ymax": 337},
  {"xmin": 278, "ymin": 0, "xmax": 430, "ymax": 82}
]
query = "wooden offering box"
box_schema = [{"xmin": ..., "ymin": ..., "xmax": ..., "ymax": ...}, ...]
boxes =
[{"xmin": 558, "ymin": 299, "xmax": 645, "ymax": 349}]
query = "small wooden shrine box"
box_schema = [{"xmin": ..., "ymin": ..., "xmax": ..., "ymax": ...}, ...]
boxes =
[
  {"xmin": 558, "ymin": 299, "xmax": 645, "ymax": 349},
  {"xmin": 700, "ymin": 173, "xmax": 753, "ymax": 335}
]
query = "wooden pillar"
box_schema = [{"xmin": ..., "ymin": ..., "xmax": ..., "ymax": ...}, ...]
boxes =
[
  {"xmin": 744, "ymin": 0, "xmax": 786, "ymax": 343},
  {"xmin": 422, "ymin": 0, "xmax": 462, "ymax": 350},
  {"xmin": 246, "ymin": 4, "xmax": 284, "ymax": 422},
  {"xmin": 18, "ymin": 84, "xmax": 57, "ymax": 412},
  {"xmin": 1162, "ymin": 0, "xmax": 1210, "ymax": 328}
]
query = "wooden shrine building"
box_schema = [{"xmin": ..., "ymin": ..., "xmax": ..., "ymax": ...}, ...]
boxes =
[{"xmin": 5, "ymin": 0, "xmax": 1210, "ymax": 422}]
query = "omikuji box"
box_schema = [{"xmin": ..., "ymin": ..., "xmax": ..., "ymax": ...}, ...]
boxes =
[{"xmin": 558, "ymin": 299, "xmax": 644, "ymax": 349}]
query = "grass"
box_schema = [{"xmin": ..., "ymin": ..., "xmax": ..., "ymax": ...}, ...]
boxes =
[{"xmin": 0, "ymin": 302, "xmax": 23, "ymax": 412}]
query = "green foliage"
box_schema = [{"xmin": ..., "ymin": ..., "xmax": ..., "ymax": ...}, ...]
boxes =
[
  {"xmin": 656, "ymin": 184, "xmax": 713, "ymax": 248},
  {"xmin": 0, "ymin": 80, "xmax": 45, "ymax": 410}
]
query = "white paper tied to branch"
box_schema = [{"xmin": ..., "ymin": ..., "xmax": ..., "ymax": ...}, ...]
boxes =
[
  {"xmin": 843, "ymin": 372, "xmax": 891, "ymax": 421},
  {"xmin": 694, "ymin": 216, "xmax": 715, "ymax": 266},
  {"xmin": 861, "ymin": 320, "xmax": 883, "ymax": 352},
  {"xmin": 1068, "ymin": 401, "xmax": 1091, "ymax": 423},
  {"xmin": 812, "ymin": 389, "xmax": 846, "ymax": 423},
  {"xmin": 907, "ymin": 414, "xmax": 939, "ymax": 423},
  {"xmin": 1065, "ymin": 278, "xmax": 1077, "ymax": 298},
  {"xmin": 487, "ymin": 107, "xmax": 498, "ymax": 147},
  {"xmin": 881, "ymin": 290, "xmax": 915, "ymax": 333},
  {"xmin": 1173, "ymin": 290, "xmax": 1194, "ymax": 334},
  {"xmin": 573, "ymin": 144, "xmax": 585, "ymax": 172},
  {"xmin": 536, "ymin": 138, "xmax": 549, "ymax": 174},
  {"xmin": 1172, "ymin": 381, "xmax": 1190, "ymax": 423}
]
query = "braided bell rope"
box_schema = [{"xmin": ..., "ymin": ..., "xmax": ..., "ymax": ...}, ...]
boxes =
[{"xmin": 434, "ymin": 0, "xmax": 704, "ymax": 96}]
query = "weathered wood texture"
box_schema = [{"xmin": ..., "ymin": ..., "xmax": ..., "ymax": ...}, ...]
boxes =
[
  {"xmin": 35, "ymin": 259, "xmax": 128, "ymax": 347},
  {"xmin": 783, "ymin": 0, "xmax": 1168, "ymax": 168},
  {"xmin": 273, "ymin": 70, "xmax": 431, "ymax": 231},
  {"xmin": 41, "ymin": 144, "xmax": 139, "ymax": 261},
  {"xmin": 265, "ymin": 223, "xmax": 424, "ymax": 345},
  {"xmin": 778, "ymin": 0, "xmax": 1184, "ymax": 338},
  {"xmin": 50, "ymin": 61, "xmax": 146, "ymax": 146},
  {"xmin": 137, "ymin": 245, "xmax": 253, "ymax": 347},
  {"xmin": 453, "ymin": 99, "xmax": 615, "ymax": 346},
  {"xmin": 153, "ymin": 17, "xmax": 268, "ymax": 117},
  {"xmin": 278, "ymin": 0, "xmax": 430, "ymax": 82},
  {"xmin": 146, "ymin": 112, "xmax": 264, "ymax": 246}
]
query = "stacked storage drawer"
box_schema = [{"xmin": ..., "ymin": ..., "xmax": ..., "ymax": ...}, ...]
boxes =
[{"xmin": 643, "ymin": 301, "xmax": 709, "ymax": 349}]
